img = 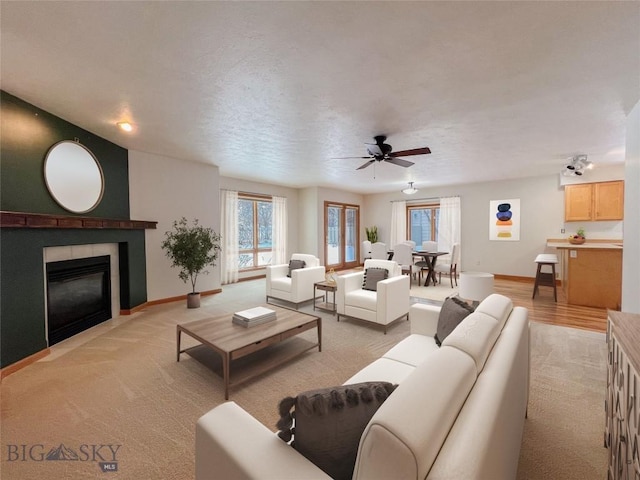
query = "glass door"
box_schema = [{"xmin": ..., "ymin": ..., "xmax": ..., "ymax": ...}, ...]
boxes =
[{"xmin": 324, "ymin": 202, "xmax": 359, "ymax": 270}]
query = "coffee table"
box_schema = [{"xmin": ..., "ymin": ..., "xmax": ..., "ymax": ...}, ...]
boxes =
[{"xmin": 176, "ymin": 305, "xmax": 321, "ymax": 399}]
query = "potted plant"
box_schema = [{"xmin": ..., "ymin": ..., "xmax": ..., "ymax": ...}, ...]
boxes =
[
  {"xmin": 365, "ymin": 226, "xmax": 379, "ymax": 243},
  {"xmin": 161, "ymin": 217, "xmax": 221, "ymax": 308}
]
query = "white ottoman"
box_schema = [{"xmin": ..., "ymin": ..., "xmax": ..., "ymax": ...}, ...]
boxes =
[{"xmin": 459, "ymin": 272, "xmax": 495, "ymax": 306}]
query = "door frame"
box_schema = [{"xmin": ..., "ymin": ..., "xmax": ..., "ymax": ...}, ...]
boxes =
[{"xmin": 324, "ymin": 201, "xmax": 360, "ymax": 270}]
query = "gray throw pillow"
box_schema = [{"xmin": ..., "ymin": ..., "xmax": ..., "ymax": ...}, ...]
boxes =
[
  {"xmin": 287, "ymin": 259, "xmax": 306, "ymax": 277},
  {"xmin": 362, "ymin": 267, "xmax": 388, "ymax": 291},
  {"xmin": 435, "ymin": 296, "xmax": 475, "ymax": 346},
  {"xmin": 276, "ymin": 382, "xmax": 397, "ymax": 480}
]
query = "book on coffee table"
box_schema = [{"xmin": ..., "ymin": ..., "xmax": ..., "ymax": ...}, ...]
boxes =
[{"xmin": 232, "ymin": 306, "xmax": 277, "ymax": 328}]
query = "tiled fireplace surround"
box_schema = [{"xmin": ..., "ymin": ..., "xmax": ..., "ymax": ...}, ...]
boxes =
[{"xmin": 43, "ymin": 243, "xmax": 121, "ymax": 341}]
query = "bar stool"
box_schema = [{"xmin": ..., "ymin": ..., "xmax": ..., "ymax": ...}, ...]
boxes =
[{"xmin": 532, "ymin": 254, "xmax": 558, "ymax": 301}]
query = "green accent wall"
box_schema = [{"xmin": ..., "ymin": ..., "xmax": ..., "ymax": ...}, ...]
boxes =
[
  {"xmin": 0, "ymin": 91, "xmax": 148, "ymax": 368},
  {"xmin": 1, "ymin": 91, "xmax": 129, "ymax": 218}
]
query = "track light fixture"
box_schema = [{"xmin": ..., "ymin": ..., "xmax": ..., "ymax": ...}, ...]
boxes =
[
  {"xmin": 563, "ymin": 155, "xmax": 592, "ymax": 177},
  {"xmin": 402, "ymin": 182, "xmax": 418, "ymax": 195}
]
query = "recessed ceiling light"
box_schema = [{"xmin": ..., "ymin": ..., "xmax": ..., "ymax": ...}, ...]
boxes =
[{"xmin": 117, "ymin": 122, "xmax": 133, "ymax": 132}]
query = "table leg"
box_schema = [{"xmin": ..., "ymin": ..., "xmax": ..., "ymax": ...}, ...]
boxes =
[
  {"xmin": 318, "ymin": 318, "xmax": 322, "ymax": 352},
  {"xmin": 223, "ymin": 352, "xmax": 230, "ymax": 400},
  {"xmin": 176, "ymin": 327, "xmax": 181, "ymax": 362}
]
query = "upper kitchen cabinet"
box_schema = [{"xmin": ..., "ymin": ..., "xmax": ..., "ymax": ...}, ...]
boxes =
[{"xmin": 565, "ymin": 180, "xmax": 624, "ymax": 222}]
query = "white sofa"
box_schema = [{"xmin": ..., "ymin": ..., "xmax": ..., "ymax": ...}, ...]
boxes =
[
  {"xmin": 336, "ymin": 259, "xmax": 410, "ymax": 333},
  {"xmin": 196, "ymin": 293, "xmax": 529, "ymax": 480},
  {"xmin": 266, "ymin": 253, "xmax": 326, "ymax": 308}
]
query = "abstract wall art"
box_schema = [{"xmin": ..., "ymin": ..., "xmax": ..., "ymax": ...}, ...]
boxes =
[{"xmin": 489, "ymin": 199, "xmax": 520, "ymax": 241}]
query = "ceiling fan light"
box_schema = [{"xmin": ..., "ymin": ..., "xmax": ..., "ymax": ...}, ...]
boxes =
[{"xmin": 402, "ymin": 182, "xmax": 418, "ymax": 195}]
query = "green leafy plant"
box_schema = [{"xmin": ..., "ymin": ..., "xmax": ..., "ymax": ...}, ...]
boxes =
[
  {"xmin": 161, "ymin": 217, "xmax": 221, "ymax": 294},
  {"xmin": 365, "ymin": 226, "xmax": 378, "ymax": 243},
  {"xmin": 575, "ymin": 227, "xmax": 586, "ymax": 239}
]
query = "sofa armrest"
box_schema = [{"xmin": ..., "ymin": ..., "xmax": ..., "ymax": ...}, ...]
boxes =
[
  {"xmin": 376, "ymin": 275, "xmax": 410, "ymax": 323},
  {"xmin": 267, "ymin": 264, "xmax": 289, "ymax": 280},
  {"xmin": 336, "ymin": 271, "xmax": 365, "ymax": 313},
  {"xmin": 291, "ymin": 265, "xmax": 327, "ymax": 302},
  {"xmin": 409, "ymin": 303, "xmax": 441, "ymax": 337},
  {"xmin": 196, "ymin": 402, "xmax": 330, "ymax": 480}
]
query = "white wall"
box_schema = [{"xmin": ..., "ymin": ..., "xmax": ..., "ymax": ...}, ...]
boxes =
[
  {"xmin": 298, "ymin": 187, "xmax": 319, "ymax": 257},
  {"xmin": 219, "ymin": 176, "xmax": 300, "ymax": 278},
  {"xmin": 363, "ymin": 171, "xmax": 624, "ymax": 278},
  {"xmin": 128, "ymin": 151, "xmax": 220, "ymax": 301},
  {"xmin": 622, "ymin": 101, "xmax": 640, "ymax": 313}
]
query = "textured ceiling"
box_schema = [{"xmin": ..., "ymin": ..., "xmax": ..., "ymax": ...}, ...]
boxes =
[{"xmin": 2, "ymin": 1, "xmax": 639, "ymax": 194}]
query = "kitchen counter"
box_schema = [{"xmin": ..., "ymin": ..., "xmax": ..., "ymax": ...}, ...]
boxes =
[
  {"xmin": 546, "ymin": 239, "xmax": 622, "ymax": 309},
  {"xmin": 546, "ymin": 241, "xmax": 623, "ymax": 249}
]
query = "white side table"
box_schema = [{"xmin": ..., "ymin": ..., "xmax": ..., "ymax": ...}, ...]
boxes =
[{"xmin": 459, "ymin": 272, "xmax": 495, "ymax": 307}]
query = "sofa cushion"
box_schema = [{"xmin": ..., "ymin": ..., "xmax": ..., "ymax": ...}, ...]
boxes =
[
  {"xmin": 344, "ymin": 289, "xmax": 377, "ymax": 311},
  {"xmin": 382, "ymin": 334, "xmax": 439, "ymax": 367},
  {"xmin": 276, "ymin": 382, "xmax": 397, "ymax": 480},
  {"xmin": 344, "ymin": 358, "xmax": 417, "ymax": 385},
  {"xmin": 474, "ymin": 293, "xmax": 513, "ymax": 329},
  {"xmin": 352, "ymin": 347, "xmax": 477, "ymax": 480},
  {"xmin": 287, "ymin": 259, "xmax": 306, "ymax": 277},
  {"xmin": 435, "ymin": 296, "xmax": 475, "ymax": 346},
  {"xmin": 270, "ymin": 277, "xmax": 292, "ymax": 293},
  {"xmin": 441, "ymin": 311, "xmax": 501, "ymax": 373},
  {"xmin": 362, "ymin": 267, "xmax": 388, "ymax": 291}
]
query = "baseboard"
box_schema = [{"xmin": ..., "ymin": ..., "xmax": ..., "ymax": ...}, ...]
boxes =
[
  {"xmin": 493, "ymin": 273, "xmax": 561, "ymax": 286},
  {"xmin": 121, "ymin": 288, "xmax": 223, "ymax": 314},
  {"xmin": 1, "ymin": 348, "xmax": 50, "ymax": 380}
]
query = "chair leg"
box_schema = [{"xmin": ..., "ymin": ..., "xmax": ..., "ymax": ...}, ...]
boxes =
[{"xmin": 450, "ymin": 267, "xmax": 454, "ymax": 288}]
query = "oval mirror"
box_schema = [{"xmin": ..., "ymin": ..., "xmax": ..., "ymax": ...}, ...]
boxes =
[{"xmin": 44, "ymin": 141, "xmax": 104, "ymax": 213}]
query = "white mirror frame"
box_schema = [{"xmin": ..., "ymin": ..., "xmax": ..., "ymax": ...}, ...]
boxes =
[{"xmin": 44, "ymin": 140, "xmax": 104, "ymax": 214}]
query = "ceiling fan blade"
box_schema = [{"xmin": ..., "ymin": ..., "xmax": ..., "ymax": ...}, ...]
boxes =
[
  {"xmin": 332, "ymin": 156, "xmax": 372, "ymax": 160},
  {"xmin": 357, "ymin": 159, "xmax": 375, "ymax": 170},
  {"xmin": 385, "ymin": 157, "xmax": 414, "ymax": 168},
  {"xmin": 390, "ymin": 147, "xmax": 431, "ymax": 157}
]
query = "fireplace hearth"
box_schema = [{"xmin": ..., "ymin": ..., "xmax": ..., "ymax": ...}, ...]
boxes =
[{"xmin": 46, "ymin": 255, "xmax": 112, "ymax": 345}]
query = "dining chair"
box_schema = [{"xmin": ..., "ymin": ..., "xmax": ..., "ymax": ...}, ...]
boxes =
[
  {"xmin": 370, "ymin": 242, "xmax": 388, "ymax": 260},
  {"xmin": 391, "ymin": 243, "xmax": 420, "ymax": 283},
  {"xmin": 421, "ymin": 241, "xmax": 438, "ymax": 252},
  {"xmin": 362, "ymin": 240, "xmax": 372, "ymax": 261},
  {"xmin": 434, "ymin": 243, "xmax": 460, "ymax": 288}
]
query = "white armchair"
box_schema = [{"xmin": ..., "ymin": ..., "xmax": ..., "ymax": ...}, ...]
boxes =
[
  {"xmin": 336, "ymin": 259, "xmax": 410, "ymax": 334},
  {"xmin": 266, "ymin": 254, "xmax": 326, "ymax": 308}
]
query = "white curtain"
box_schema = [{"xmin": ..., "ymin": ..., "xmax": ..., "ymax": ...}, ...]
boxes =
[
  {"xmin": 220, "ymin": 190, "xmax": 239, "ymax": 284},
  {"xmin": 272, "ymin": 195, "xmax": 287, "ymax": 265},
  {"xmin": 437, "ymin": 196, "xmax": 462, "ymax": 267},
  {"xmin": 390, "ymin": 200, "xmax": 407, "ymax": 247}
]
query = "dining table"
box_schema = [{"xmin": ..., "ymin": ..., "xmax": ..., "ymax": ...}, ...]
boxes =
[{"xmin": 412, "ymin": 251, "xmax": 449, "ymax": 286}]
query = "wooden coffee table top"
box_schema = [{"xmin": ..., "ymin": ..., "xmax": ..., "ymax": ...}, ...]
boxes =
[{"xmin": 177, "ymin": 304, "xmax": 319, "ymax": 354}]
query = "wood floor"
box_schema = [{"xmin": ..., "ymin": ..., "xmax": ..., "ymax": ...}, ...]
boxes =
[
  {"xmin": 493, "ymin": 277, "xmax": 608, "ymax": 332},
  {"xmin": 337, "ymin": 267, "xmax": 608, "ymax": 332}
]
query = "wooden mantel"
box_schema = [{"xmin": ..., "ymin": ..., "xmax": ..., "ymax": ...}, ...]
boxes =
[{"xmin": 1, "ymin": 211, "xmax": 157, "ymax": 230}]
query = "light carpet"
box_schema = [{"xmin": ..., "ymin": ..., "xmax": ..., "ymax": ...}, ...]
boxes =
[
  {"xmin": 0, "ymin": 279, "xmax": 606, "ymax": 479},
  {"xmin": 410, "ymin": 282, "xmax": 459, "ymax": 303}
]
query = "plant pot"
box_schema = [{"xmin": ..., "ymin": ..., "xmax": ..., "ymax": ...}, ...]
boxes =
[
  {"xmin": 569, "ymin": 237, "xmax": 586, "ymax": 245},
  {"xmin": 187, "ymin": 292, "xmax": 201, "ymax": 308}
]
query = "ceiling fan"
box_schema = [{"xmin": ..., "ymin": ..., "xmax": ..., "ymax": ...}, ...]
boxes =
[{"xmin": 336, "ymin": 135, "xmax": 431, "ymax": 170}]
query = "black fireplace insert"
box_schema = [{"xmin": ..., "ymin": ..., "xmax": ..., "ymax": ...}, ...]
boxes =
[{"xmin": 46, "ymin": 255, "xmax": 112, "ymax": 345}]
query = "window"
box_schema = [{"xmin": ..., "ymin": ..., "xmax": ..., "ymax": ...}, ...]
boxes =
[
  {"xmin": 238, "ymin": 194, "xmax": 273, "ymax": 270},
  {"xmin": 407, "ymin": 203, "xmax": 440, "ymax": 245}
]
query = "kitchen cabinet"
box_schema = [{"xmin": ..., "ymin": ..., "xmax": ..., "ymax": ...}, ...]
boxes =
[{"xmin": 564, "ymin": 180, "xmax": 624, "ymax": 222}]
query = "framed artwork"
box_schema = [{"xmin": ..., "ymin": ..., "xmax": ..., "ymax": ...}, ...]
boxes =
[{"xmin": 489, "ymin": 199, "xmax": 520, "ymax": 241}]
